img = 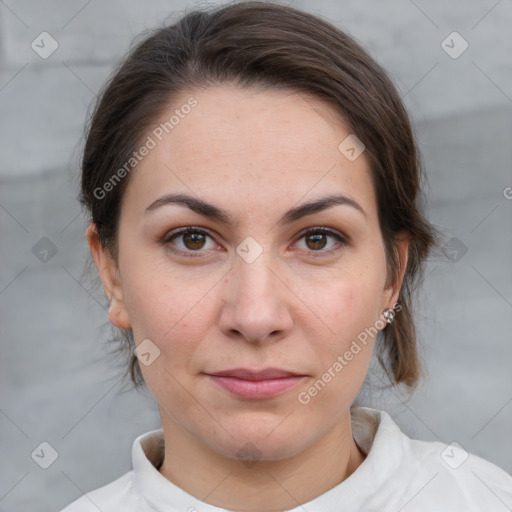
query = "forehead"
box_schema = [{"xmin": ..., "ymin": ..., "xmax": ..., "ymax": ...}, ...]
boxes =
[{"xmin": 123, "ymin": 85, "xmax": 377, "ymax": 222}]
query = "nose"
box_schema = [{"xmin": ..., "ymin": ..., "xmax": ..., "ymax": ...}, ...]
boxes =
[{"xmin": 218, "ymin": 251, "xmax": 294, "ymax": 344}]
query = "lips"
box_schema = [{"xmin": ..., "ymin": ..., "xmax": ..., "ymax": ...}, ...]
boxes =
[
  {"xmin": 208, "ymin": 368, "xmax": 303, "ymax": 380},
  {"xmin": 205, "ymin": 368, "xmax": 307, "ymax": 399}
]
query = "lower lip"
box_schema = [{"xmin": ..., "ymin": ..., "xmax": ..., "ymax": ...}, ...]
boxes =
[{"xmin": 207, "ymin": 375, "xmax": 305, "ymax": 399}]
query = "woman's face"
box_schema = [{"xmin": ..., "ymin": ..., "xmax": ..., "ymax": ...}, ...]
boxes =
[{"xmin": 91, "ymin": 85, "xmax": 408, "ymax": 461}]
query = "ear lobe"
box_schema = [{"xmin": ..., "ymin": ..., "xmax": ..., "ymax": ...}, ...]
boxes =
[
  {"xmin": 108, "ymin": 303, "xmax": 132, "ymax": 330},
  {"xmin": 86, "ymin": 224, "xmax": 132, "ymax": 330}
]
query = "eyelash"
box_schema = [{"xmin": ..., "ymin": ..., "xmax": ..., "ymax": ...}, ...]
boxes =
[{"xmin": 163, "ymin": 226, "xmax": 348, "ymax": 258}]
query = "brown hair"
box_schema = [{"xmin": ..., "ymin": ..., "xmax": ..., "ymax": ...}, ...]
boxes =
[{"xmin": 81, "ymin": 0, "xmax": 442, "ymax": 390}]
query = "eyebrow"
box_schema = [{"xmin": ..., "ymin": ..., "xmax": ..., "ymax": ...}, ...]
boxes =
[{"xmin": 145, "ymin": 192, "xmax": 366, "ymax": 225}]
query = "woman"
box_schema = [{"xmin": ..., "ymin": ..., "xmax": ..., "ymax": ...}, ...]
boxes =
[{"xmin": 62, "ymin": 1, "xmax": 512, "ymax": 510}]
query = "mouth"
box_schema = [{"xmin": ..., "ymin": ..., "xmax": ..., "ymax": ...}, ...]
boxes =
[{"xmin": 204, "ymin": 368, "xmax": 307, "ymax": 399}]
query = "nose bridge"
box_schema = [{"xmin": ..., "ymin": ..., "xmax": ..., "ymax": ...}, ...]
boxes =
[
  {"xmin": 219, "ymin": 244, "xmax": 293, "ymax": 342},
  {"xmin": 233, "ymin": 245, "xmax": 280, "ymax": 308}
]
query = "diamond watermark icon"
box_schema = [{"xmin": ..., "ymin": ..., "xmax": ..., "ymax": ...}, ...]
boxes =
[
  {"xmin": 31, "ymin": 441, "xmax": 59, "ymax": 469},
  {"xmin": 441, "ymin": 32, "xmax": 468, "ymax": 59},
  {"xmin": 134, "ymin": 338, "xmax": 161, "ymax": 366},
  {"xmin": 236, "ymin": 442, "xmax": 262, "ymax": 468},
  {"xmin": 441, "ymin": 235, "xmax": 468, "ymax": 263},
  {"xmin": 31, "ymin": 32, "xmax": 59, "ymax": 59},
  {"xmin": 441, "ymin": 441, "xmax": 469, "ymax": 469},
  {"xmin": 32, "ymin": 237, "xmax": 58, "ymax": 263},
  {"xmin": 338, "ymin": 134, "xmax": 365, "ymax": 161},
  {"xmin": 236, "ymin": 236, "xmax": 263, "ymax": 264}
]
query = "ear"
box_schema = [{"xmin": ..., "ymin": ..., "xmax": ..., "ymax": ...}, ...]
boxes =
[
  {"xmin": 86, "ymin": 224, "xmax": 131, "ymax": 330},
  {"xmin": 381, "ymin": 231, "xmax": 410, "ymax": 318}
]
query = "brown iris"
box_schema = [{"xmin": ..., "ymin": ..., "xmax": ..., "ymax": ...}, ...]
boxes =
[
  {"xmin": 183, "ymin": 232, "xmax": 207, "ymax": 250},
  {"xmin": 305, "ymin": 233, "xmax": 327, "ymax": 251}
]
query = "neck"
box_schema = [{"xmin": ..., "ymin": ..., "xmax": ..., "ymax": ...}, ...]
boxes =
[{"xmin": 157, "ymin": 410, "xmax": 366, "ymax": 511}]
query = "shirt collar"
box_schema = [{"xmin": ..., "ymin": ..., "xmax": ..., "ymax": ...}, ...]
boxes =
[{"xmin": 132, "ymin": 406, "xmax": 404, "ymax": 511}]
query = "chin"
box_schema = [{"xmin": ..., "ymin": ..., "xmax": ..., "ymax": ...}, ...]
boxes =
[
  {"xmin": 201, "ymin": 415, "xmax": 315, "ymax": 462},
  {"xmin": 215, "ymin": 435, "xmax": 309, "ymax": 463}
]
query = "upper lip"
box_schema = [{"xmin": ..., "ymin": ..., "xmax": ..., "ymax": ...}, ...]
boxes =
[{"xmin": 206, "ymin": 368, "xmax": 305, "ymax": 380}]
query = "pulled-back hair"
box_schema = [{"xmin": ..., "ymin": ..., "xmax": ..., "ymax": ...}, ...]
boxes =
[{"xmin": 80, "ymin": 0, "xmax": 442, "ymax": 390}]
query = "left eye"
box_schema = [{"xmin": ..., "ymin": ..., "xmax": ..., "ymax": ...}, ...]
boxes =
[{"xmin": 295, "ymin": 228, "xmax": 346, "ymax": 252}]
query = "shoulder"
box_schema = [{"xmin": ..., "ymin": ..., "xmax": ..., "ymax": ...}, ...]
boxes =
[
  {"xmin": 405, "ymin": 436, "xmax": 512, "ymax": 509},
  {"xmin": 60, "ymin": 428, "xmax": 165, "ymax": 511},
  {"xmin": 59, "ymin": 471, "xmax": 146, "ymax": 511},
  {"xmin": 360, "ymin": 407, "xmax": 512, "ymax": 510}
]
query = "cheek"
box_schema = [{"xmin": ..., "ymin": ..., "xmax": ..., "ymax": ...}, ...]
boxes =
[
  {"xmin": 129, "ymin": 283, "xmax": 214, "ymax": 404},
  {"xmin": 299, "ymin": 280, "xmax": 379, "ymax": 407},
  {"xmin": 305, "ymin": 269, "xmax": 383, "ymax": 337},
  {"xmin": 117, "ymin": 241, "xmax": 207, "ymax": 338},
  {"xmin": 297, "ymin": 266, "xmax": 383, "ymax": 388},
  {"xmin": 123, "ymin": 269, "xmax": 218, "ymax": 369}
]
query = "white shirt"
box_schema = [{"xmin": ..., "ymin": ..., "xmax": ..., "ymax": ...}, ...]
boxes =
[{"xmin": 61, "ymin": 407, "xmax": 512, "ymax": 511}]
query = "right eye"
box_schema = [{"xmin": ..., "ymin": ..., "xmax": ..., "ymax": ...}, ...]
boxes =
[{"xmin": 164, "ymin": 226, "xmax": 218, "ymax": 257}]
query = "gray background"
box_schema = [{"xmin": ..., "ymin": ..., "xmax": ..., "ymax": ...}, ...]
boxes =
[{"xmin": 0, "ymin": 0, "xmax": 511, "ymax": 510}]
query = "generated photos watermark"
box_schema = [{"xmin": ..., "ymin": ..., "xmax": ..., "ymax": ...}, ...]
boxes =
[
  {"xmin": 297, "ymin": 304, "xmax": 402, "ymax": 405},
  {"xmin": 93, "ymin": 96, "xmax": 198, "ymax": 200}
]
